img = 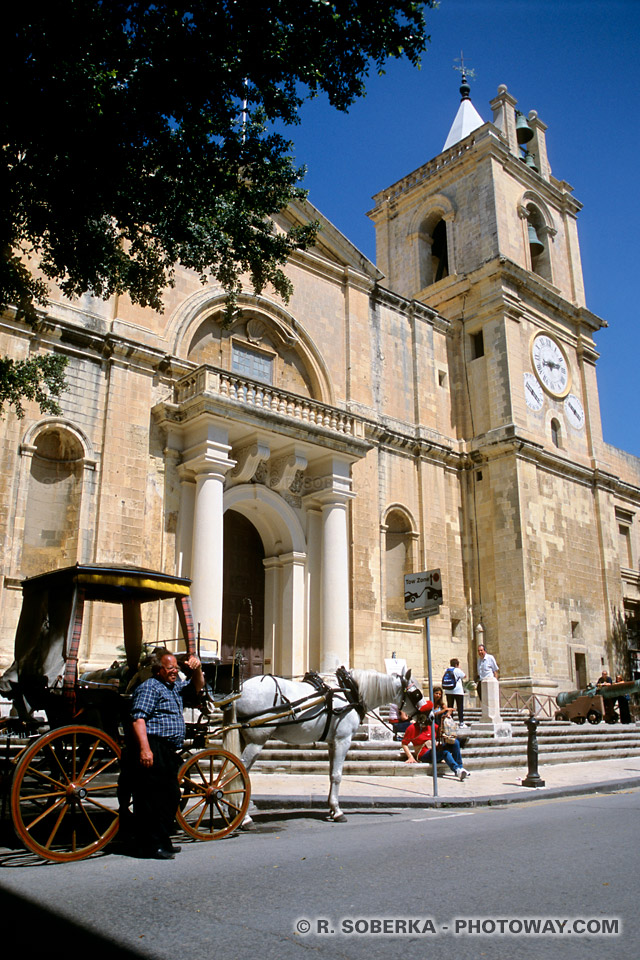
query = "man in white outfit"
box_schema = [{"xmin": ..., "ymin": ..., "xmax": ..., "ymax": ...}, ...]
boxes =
[{"xmin": 476, "ymin": 644, "xmax": 499, "ymax": 703}]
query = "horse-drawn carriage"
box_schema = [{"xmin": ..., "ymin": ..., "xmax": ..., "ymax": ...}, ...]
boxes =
[
  {"xmin": 1, "ymin": 563, "xmax": 422, "ymax": 862},
  {"xmin": 0, "ymin": 563, "xmax": 251, "ymax": 861}
]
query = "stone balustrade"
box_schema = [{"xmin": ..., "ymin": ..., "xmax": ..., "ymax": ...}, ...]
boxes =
[{"xmin": 174, "ymin": 366, "xmax": 364, "ymax": 439}]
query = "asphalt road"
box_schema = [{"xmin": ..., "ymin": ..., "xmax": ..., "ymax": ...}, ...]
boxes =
[{"xmin": 1, "ymin": 789, "xmax": 638, "ymax": 960}]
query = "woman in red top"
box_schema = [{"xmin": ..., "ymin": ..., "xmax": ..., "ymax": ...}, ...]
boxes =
[{"xmin": 402, "ymin": 695, "xmax": 470, "ymax": 780}]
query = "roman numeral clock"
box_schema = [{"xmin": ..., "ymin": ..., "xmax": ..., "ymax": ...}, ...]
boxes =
[
  {"xmin": 527, "ymin": 331, "xmax": 586, "ymax": 432},
  {"xmin": 530, "ymin": 332, "xmax": 571, "ymax": 398}
]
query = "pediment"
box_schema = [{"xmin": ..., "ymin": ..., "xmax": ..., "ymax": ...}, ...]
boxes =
[{"xmin": 274, "ymin": 199, "xmax": 383, "ymax": 280}]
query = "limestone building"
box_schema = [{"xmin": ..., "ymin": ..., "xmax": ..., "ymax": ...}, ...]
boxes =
[{"xmin": 2, "ymin": 81, "xmax": 640, "ymax": 696}]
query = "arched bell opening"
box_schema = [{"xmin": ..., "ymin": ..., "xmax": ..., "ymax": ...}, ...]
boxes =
[
  {"xmin": 418, "ymin": 214, "xmax": 450, "ymax": 288},
  {"xmin": 525, "ymin": 203, "xmax": 553, "ymax": 282}
]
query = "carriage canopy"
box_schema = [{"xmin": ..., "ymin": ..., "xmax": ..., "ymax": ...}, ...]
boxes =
[{"xmin": 5, "ymin": 564, "xmax": 195, "ymax": 705}]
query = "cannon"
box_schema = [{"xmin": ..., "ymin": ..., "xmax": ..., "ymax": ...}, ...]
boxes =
[{"xmin": 556, "ymin": 680, "xmax": 640, "ymax": 725}]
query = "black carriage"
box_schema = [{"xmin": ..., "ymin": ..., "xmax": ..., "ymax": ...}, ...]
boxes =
[{"xmin": 0, "ymin": 564, "xmax": 251, "ymax": 862}]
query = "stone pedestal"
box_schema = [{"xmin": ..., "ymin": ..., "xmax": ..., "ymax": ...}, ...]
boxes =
[
  {"xmin": 480, "ymin": 676, "xmax": 502, "ymax": 722},
  {"xmin": 474, "ymin": 676, "xmax": 512, "ymax": 738}
]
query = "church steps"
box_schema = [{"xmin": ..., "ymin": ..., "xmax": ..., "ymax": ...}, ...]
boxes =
[{"xmin": 240, "ymin": 721, "xmax": 640, "ymax": 776}]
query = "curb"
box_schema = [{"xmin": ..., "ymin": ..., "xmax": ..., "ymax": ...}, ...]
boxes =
[{"xmin": 250, "ymin": 776, "xmax": 640, "ymax": 813}]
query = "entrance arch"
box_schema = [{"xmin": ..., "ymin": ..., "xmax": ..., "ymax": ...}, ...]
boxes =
[
  {"xmin": 223, "ymin": 485, "xmax": 307, "ymax": 677},
  {"xmin": 222, "ymin": 510, "xmax": 265, "ymax": 676}
]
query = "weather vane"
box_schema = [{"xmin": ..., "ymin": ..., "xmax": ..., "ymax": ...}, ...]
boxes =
[{"xmin": 453, "ymin": 51, "xmax": 476, "ymax": 84}]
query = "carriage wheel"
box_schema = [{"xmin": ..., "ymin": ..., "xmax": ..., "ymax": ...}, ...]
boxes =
[
  {"xmin": 11, "ymin": 725, "xmax": 121, "ymax": 862},
  {"xmin": 176, "ymin": 748, "xmax": 250, "ymax": 841}
]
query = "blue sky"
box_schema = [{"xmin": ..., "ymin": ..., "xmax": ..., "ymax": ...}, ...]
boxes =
[{"xmin": 281, "ymin": 0, "xmax": 640, "ymax": 456}]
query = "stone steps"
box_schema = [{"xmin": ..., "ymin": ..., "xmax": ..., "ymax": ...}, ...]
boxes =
[{"xmin": 237, "ymin": 720, "xmax": 640, "ymax": 776}]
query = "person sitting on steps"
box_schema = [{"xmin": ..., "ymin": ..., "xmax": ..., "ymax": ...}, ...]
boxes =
[{"xmin": 401, "ymin": 690, "xmax": 470, "ymax": 781}]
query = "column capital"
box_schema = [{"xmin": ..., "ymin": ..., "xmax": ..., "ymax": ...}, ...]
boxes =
[
  {"xmin": 278, "ymin": 550, "xmax": 308, "ymax": 567},
  {"xmin": 184, "ymin": 448, "xmax": 236, "ymax": 482},
  {"xmin": 303, "ymin": 473, "xmax": 354, "ymax": 507}
]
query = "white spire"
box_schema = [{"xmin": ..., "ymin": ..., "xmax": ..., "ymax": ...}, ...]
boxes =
[
  {"xmin": 442, "ymin": 96, "xmax": 485, "ymax": 151},
  {"xmin": 442, "ymin": 58, "xmax": 485, "ymax": 151}
]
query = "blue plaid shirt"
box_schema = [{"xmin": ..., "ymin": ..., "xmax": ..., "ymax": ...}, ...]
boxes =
[{"xmin": 131, "ymin": 676, "xmax": 190, "ymax": 748}]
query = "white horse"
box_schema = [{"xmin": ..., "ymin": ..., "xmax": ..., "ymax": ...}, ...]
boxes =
[{"xmin": 235, "ymin": 667, "xmax": 423, "ymax": 824}]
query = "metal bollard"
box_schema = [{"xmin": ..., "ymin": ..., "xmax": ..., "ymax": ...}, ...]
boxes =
[{"xmin": 522, "ymin": 714, "xmax": 545, "ymax": 788}]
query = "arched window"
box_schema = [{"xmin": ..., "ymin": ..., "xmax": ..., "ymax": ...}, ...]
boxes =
[
  {"xmin": 22, "ymin": 426, "xmax": 85, "ymax": 576},
  {"xmin": 384, "ymin": 508, "xmax": 416, "ymax": 620},
  {"xmin": 550, "ymin": 418, "xmax": 561, "ymax": 448}
]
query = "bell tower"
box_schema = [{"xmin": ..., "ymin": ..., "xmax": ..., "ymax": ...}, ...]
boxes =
[{"xmin": 368, "ymin": 79, "xmax": 618, "ymax": 697}]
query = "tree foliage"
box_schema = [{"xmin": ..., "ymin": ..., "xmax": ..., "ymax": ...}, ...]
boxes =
[
  {"xmin": 1, "ymin": 2, "xmax": 432, "ymax": 414},
  {"xmin": 0, "ymin": 354, "xmax": 68, "ymax": 419}
]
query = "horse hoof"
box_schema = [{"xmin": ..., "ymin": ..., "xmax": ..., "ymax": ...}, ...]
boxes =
[
  {"xmin": 240, "ymin": 820, "xmax": 256, "ymax": 831},
  {"xmin": 326, "ymin": 813, "xmax": 347, "ymax": 823}
]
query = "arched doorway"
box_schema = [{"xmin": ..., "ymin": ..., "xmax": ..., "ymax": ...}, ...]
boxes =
[{"xmin": 221, "ymin": 509, "xmax": 265, "ymax": 676}]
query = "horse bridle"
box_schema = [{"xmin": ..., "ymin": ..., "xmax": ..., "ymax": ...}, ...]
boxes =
[{"xmin": 399, "ymin": 674, "xmax": 426, "ymax": 715}]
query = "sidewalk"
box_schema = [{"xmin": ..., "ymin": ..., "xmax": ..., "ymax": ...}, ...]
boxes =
[{"xmin": 248, "ymin": 755, "xmax": 640, "ymax": 811}]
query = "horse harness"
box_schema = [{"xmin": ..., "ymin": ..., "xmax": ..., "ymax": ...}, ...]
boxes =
[{"xmin": 237, "ymin": 667, "xmax": 366, "ymax": 742}]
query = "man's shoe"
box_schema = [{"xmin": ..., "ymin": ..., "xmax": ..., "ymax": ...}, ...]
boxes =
[
  {"xmin": 150, "ymin": 847, "xmax": 175, "ymax": 860},
  {"xmin": 456, "ymin": 767, "xmax": 467, "ymax": 781},
  {"xmin": 165, "ymin": 843, "xmax": 182, "ymax": 854}
]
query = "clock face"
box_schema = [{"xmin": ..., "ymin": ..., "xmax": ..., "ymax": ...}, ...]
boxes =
[
  {"xmin": 564, "ymin": 393, "xmax": 585, "ymax": 430},
  {"xmin": 531, "ymin": 333, "xmax": 571, "ymax": 398},
  {"xmin": 524, "ymin": 372, "xmax": 544, "ymax": 411}
]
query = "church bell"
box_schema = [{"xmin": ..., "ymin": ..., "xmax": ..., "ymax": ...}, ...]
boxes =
[
  {"xmin": 528, "ymin": 223, "xmax": 545, "ymax": 258},
  {"xmin": 515, "ymin": 111, "xmax": 534, "ymax": 144}
]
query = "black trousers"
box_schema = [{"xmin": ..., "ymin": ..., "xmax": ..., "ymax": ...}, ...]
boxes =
[
  {"xmin": 131, "ymin": 735, "xmax": 181, "ymax": 853},
  {"xmin": 445, "ymin": 692, "xmax": 464, "ymax": 723}
]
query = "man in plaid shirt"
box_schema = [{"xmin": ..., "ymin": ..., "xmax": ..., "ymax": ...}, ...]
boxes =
[{"xmin": 130, "ymin": 649, "xmax": 204, "ymax": 859}]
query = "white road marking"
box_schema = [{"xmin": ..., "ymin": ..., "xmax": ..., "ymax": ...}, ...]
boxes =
[{"xmin": 410, "ymin": 812, "xmax": 475, "ymax": 821}]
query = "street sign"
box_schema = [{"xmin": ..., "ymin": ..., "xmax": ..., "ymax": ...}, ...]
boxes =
[
  {"xmin": 407, "ymin": 603, "xmax": 441, "ymax": 620},
  {"xmin": 404, "ymin": 569, "xmax": 443, "ymax": 616}
]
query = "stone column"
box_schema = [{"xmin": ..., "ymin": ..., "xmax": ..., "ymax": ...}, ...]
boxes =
[
  {"xmin": 305, "ymin": 506, "xmax": 322, "ymax": 670},
  {"xmin": 279, "ymin": 551, "xmax": 307, "ymax": 678},
  {"xmin": 176, "ymin": 467, "xmax": 196, "ymax": 578},
  {"xmin": 262, "ymin": 557, "xmax": 281, "ymax": 674},
  {"xmin": 318, "ymin": 493, "xmax": 352, "ymax": 673},
  {"xmin": 189, "ymin": 451, "xmax": 235, "ymax": 652}
]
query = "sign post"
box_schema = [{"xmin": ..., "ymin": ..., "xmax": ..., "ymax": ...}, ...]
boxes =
[{"xmin": 404, "ymin": 569, "xmax": 444, "ymax": 797}]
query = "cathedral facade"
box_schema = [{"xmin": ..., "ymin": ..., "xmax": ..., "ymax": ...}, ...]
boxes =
[{"xmin": 2, "ymin": 83, "xmax": 639, "ymax": 696}]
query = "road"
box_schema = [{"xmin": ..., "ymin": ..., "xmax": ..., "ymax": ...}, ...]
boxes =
[{"xmin": 1, "ymin": 789, "xmax": 638, "ymax": 960}]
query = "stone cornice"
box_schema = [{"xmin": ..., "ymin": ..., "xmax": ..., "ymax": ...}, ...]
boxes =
[
  {"xmin": 370, "ymin": 284, "xmax": 450, "ymax": 335},
  {"xmin": 369, "ymin": 123, "xmax": 582, "ymax": 221},
  {"xmin": 3, "ymin": 307, "xmax": 194, "ymax": 380},
  {"xmin": 287, "ymin": 247, "xmax": 379, "ymax": 292},
  {"xmin": 364, "ymin": 419, "xmax": 463, "ymax": 469},
  {"xmin": 466, "ymin": 428, "xmax": 640, "ymax": 502},
  {"xmin": 437, "ymin": 256, "xmax": 605, "ymax": 336}
]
